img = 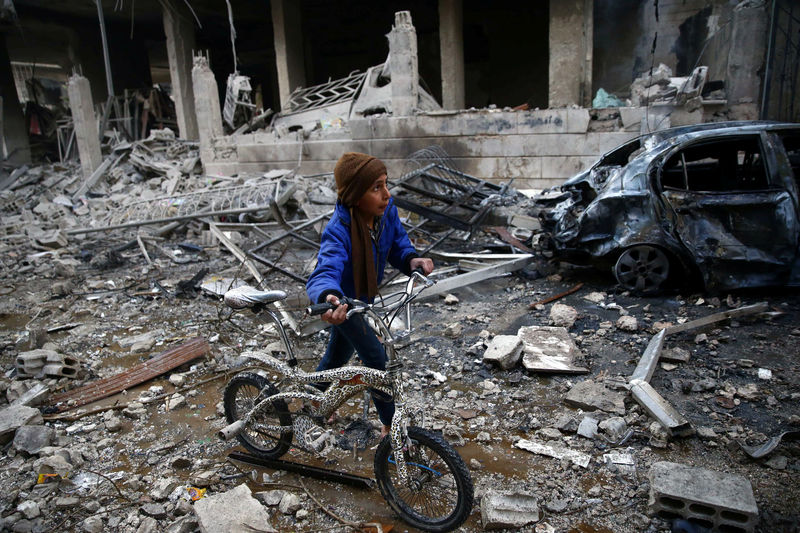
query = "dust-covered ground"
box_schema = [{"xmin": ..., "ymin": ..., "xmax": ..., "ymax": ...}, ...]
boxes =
[{"xmin": 1, "ymin": 224, "xmax": 799, "ymax": 532}]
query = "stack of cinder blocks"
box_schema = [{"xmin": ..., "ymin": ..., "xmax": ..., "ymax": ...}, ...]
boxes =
[
  {"xmin": 648, "ymin": 461, "xmax": 758, "ymax": 532},
  {"xmin": 16, "ymin": 349, "xmax": 80, "ymax": 379}
]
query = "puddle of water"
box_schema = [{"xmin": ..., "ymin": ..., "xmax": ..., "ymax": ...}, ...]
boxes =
[{"xmin": 0, "ymin": 312, "xmax": 30, "ymax": 331}]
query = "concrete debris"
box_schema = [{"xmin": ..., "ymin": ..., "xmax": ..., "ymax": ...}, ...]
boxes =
[
  {"xmin": 482, "ymin": 335, "xmax": 523, "ymax": 369},
  {"xmin": 12, "ymin": 424, "xmax": 54, "ymax": 454},
  {"xmin": 549, "ymin": 303, "xmax": 578, "ymax": 328},
  {"xmin": 193, "ymin": 484, "xmax": 276, "ymax": 533},
  {"xmin": 564, "ymin": 380, "xmax": 626, "ymax": 415},
  {"xmin": 514, "ymin": 439, "xmax": 591, "ymax": 468},
  {"xmin": 518, "ymin": 325, "xmax": 589, "ymax": 374},
  {"xmin": 481, "ymin": 490, "xmax": 541, "ymax": 529},
  {"xmin": 15, "ymin": 348, "xmax": 81, "ymax": 379},
  {"xmin": 0, "ymin": 405, "xmax": 43, "ymax": 443}
]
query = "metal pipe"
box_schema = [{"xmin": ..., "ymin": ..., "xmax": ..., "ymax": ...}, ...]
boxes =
[
  {"xmin": 761, "ymin": 0, "xmax": 778, "ymax": 119},
  {"xmin": 95, "ymin": 0, "xmax": 114, "ymax": 99}
]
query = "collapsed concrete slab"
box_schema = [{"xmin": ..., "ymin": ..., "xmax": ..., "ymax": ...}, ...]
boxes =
[
  {"xmin": 518, "ymin": 325, "xmax": 589, "ymax": 374},
  {"xmin": 648, "ymin": 461, "xmax": 758, "ymax": 532},
  {"xmin": 193, "ymin": 483, "xmax": 276, "ymax": 533},
  {"xmin": 481, "ymin": 490, "xmax": 541, "ymax": 530}
]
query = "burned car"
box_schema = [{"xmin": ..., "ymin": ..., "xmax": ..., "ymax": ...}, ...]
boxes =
[{"xmin": 535, "ymin": 121, "xmax": 800, "ymax": 294}]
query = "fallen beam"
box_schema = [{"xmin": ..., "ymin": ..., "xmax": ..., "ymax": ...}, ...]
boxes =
[
  {"xmin": 664, "ymin": 302, "xmax": 768, "ymax": 335},
  {"xmin": 628, "ymin": 378, "xmax": 693, "ymax": 437},
  {"xmin": 71, "ymin": 152, "xmax": 125, "ymax": 201},
  {"xmin": 227, "ymin": 451, "xmax": 374, "ymax": 489},
  {"xmin": 630, "ymin": 329, "xmax": 666, "ymax": 383},
  {"xmin": 528, "ymin": 282, "xmax": 583, "ymax": 309},
  {"xmin": 47, "ymin": 337, "xmax": 210, "ymax": 412},
  {"xmin": 418, "ymin": 255, "xmax": 534, "ymax": 301}
]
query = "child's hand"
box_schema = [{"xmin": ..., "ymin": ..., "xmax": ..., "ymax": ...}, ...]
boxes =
[
  {"xmin": 409, "ymin": 257, "xmax": 434, "ymax": 275},
  {"xmin": 321, "ymin": 294, "xmax": 348, "ymax": 325}
]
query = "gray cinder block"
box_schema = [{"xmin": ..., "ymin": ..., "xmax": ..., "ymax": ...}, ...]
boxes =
[{"xmin": 648, "ymin": 461, "xmax": 758, "ymax": 532}]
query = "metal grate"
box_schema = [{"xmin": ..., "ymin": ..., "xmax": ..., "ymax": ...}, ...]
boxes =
[
  {"xmin": 96, "ymin": 178, "xmax": 297, "ymax": 229},
  {"xmin": 391, "ymin": 163, "xmax": 509, "ymax": 234},
  {"xmin": 285, "ymin": 70, "xmax": 367, "ymax": 114}
]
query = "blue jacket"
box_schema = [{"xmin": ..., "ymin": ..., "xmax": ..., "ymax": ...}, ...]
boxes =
[{"xmin": 306, "ymin": 199, "xmax": 419, "ymax": 303}]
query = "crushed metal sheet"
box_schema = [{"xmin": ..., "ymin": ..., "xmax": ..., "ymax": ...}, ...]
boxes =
[
  {"xmin": 628, "ymin": 379, "xmax": 693, "ymax": 437},
  {"xmin": 738, "ymin": 430, "xmax": 800, "ymax": 459},
  {"xmin": 664, "ymin": 302, "xmax": 768, "ymax": 335},
  {"xmin": 47, "ymin": 337, "xmax": 210, "ymax": 412}
]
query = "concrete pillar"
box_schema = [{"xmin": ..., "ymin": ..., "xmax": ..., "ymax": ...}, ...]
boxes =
[
  {"xmin": 0, "ymin": 34, "xmax": 31, "ymax": 165},
  {"xmin": 162, "ymin": 0, "xmax": 199, "ymax": 140},
  {"xmin": 67, "ymin": 75, "xmax": 102, "ymax": 178},
  {"xmin": 191, "ymin": 55, "xmax": 223, "ymax": 167},
  {"xmin": 388, "ymin": 11, "xmax": 419, "ymax": 117},
  {"xmin": 271, "ymin": 0, "xmax": 306, "ymax": 112},
  {"xmin": 548, "ymin": 0, "xmax": 593, "ymax": 108},
  {"xmin": 726, "ymin": 1, "xmax": 767, "ymax": 106},
  {"xmin": 438, "ymin": 0, "xmax": 465, "ymax": 110}
]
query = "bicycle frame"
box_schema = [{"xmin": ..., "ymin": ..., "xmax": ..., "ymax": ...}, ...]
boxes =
[{"xmin": 223, "ymin": 273, "xmax": 432, "ymax": 488}]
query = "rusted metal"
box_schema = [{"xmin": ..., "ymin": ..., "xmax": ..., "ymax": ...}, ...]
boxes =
[
  {"xmin": 528, "ymin": 282, "xmax": 584, "ymax": 309},
  {"xmin": 490, "ymin": 226, "xmax": 535, "ymax": 253},
  {"xmin": 47, "ymin": 337, "xmax": 210, "ymax": 412}
]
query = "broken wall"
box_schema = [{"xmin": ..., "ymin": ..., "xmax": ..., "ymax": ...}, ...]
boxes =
[
  {"xmin": 206, "ymin": 108, "xmax": 637, "ymax": 190},
  {"xmin": 593, "ymin": 0, "xmax": 740, "ymax": 97}
]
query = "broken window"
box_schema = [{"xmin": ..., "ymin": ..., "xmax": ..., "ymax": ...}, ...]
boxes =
[
  {"xmin": 778, "ymin": 133, "xmax": 800, "ymax": 183},
  {"xmin": 660, "ymin": 137, "xmax": 769, "ymax": 193}
]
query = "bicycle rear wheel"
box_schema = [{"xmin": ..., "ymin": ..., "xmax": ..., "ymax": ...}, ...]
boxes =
[
  {"xmin": 223, "ymin": 372, "xmax": 292, "ymax": 459},
  {"xmin": 374, "ymin": 426, "xmax": 473, "ymax": 532}
]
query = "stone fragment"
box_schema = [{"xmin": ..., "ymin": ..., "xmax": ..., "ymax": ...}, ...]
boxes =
[
  {"xmin": 255, "ymin": 490, "xmax": 286, "ymax": 506},
  {"xmin": 599, "ymin": 417, "xmax": 628, "ymax": 442},
  {"xmin": 169, "ymin": 374, "xmax": 186, "ymax": 387},
  {"xmin": 136, "ymin": 516, "xmax": 158, "ymax": 533},
  {"xmin": 549, "ymin": 304, "xmax": 578, "ymax": 328},
  {"xmin": 140, "ymin": 503, "xmax": 167, "ymax": 519},
  {"xmin": 12, "ymin": 425, "xmax": 53, "ymax": 454},
  {"xmin": 194, "ymin": 484, "xmax": 275, "ymax": 532},
  {"xmin": 616, "ymin": 315, "xmax": 638, "ymax": 331},
  {"xmin": 150, "ymin": 478, "xmax": 179, "ymax": 501},
  {"xmin": 554, "ymin": 415, "xmax": 577, "ymax": 433},
  {"xmin": 105, "ymin": 417, "xmax": 123, "ymax": 432},
  {"xmin": 565, "ymin": 380, "xmax": 626, "ymax": 415},
  {"xmin": 34, "ymin": 454, "xmax": 72, "ymax": 478},
  {"xmin": 167, "ymin": 394, "xmax": 186, "ymax": 410},
  {"xmin": 82, "ymin": 515, "xmax": 104, "ymax": 533},
  {"xmin": 577, "ymin": 417, "xmax": 598, "ymax": 439},
  {"xmin": 661, "ymin": 347, "xmax": 690, "ymax": 363},
  {"xmin": 0, "ymin": 405, "xmax": 43, "ymax": 443},
  {"xmin": 16, "ymin": 501, "xmax": 40, "ymax": 519},
  {"xmin": 481, "ymin": 490, "xmax": 540, "ymax": 529},
  {"xmin": 482, "ymin": 335, "xmax": 523, "ymax": 370},
  {"xmin": 443, "ymin": 294, "xmax": 459, "ymax": 305},
  {"xmin": 279, "ymin": 492, "xmax": 301, "ymax": 514}
]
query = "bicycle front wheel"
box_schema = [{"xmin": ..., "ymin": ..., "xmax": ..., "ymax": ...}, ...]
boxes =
[
  {"xmin": 223, "ymin": 372, "xmax": 293, "ymax": 459},
  {"xmin": 374, "ymin": 426, "xmax": 473, "ymax": 532}
]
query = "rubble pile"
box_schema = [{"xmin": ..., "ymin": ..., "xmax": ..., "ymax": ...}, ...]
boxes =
[{"xmin": 0, "ymin": 144, "xmax": 798, "ymax": 532}]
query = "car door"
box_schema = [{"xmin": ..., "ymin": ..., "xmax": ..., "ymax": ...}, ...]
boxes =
[{"xmin": 657, "ymin": 133, "xmax": 799, "ymax": 289}]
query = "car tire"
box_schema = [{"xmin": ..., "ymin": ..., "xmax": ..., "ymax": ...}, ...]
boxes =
[{"xmin": 613, "ymin": 245, "xmax": 671, "ymax": 295}]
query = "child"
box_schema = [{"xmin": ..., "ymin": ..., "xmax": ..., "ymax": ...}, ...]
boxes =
[{"xmin": 306, "ymin": 152, "xmax": 433, "ymax": 438}]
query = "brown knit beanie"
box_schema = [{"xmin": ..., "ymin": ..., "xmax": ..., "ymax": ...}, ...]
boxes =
[{"xmin": 334, "ymin": 152, "xmax": 387, "ymax": 207}]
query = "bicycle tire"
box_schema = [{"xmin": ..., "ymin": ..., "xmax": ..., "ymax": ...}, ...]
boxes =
[
  {"xmin": 374, "ymin": 426, "xmax": 473, "ymax": 532},
  {"xmin": 223, "ymin": 372, "xmax": 293, "ymax": 459}
]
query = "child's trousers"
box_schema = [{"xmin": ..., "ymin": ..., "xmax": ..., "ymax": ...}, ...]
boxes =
[{"xmin": 315, "ymin": 314, "xmax": 395, "ymax": 426}]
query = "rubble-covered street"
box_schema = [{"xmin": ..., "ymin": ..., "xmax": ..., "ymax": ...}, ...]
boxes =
[{"xmin": 0, "ymin": 148, "xmax": 798, "ymax": 533}]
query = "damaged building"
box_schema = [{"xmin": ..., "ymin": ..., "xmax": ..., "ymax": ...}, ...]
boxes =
[
  {"xmin": 0, "ymin": 2, "xmax": 799, "ymax": 533},
  {"xmin": 1, "ymin": 0, "xmax": 798, "ymax": 187}
]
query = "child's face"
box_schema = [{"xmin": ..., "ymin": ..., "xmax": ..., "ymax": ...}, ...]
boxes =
[{"xmin": 355, "ymin": 174, "xmax": 391, "ymax": 218}]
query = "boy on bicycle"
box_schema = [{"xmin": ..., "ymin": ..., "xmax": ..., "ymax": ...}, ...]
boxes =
[{"xmin": 306, "ymin": 152, "xmax": 433, "ymax": 438}]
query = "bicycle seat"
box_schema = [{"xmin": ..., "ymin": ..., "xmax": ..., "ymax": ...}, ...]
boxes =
[{"xmin": 224, "ymin": 285, "xmax": 287, "ymax": 309}]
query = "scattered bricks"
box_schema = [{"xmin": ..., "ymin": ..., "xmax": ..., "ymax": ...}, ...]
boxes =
[
  {"xmin": 15, "ymin": 350, "xmax": 80, "ymax": 379},
  {"xmin": 648, "ymin": 461, "xmax": 758, "ymax": 532},
  {"xmin": 35, "ymin": 229, "xmax": 69, "ymax": 249}
]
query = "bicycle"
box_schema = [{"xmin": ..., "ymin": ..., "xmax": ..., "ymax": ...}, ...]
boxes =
[{"xmin": 218, "ymin": 270, "xmax": 474, "ymax": 532}]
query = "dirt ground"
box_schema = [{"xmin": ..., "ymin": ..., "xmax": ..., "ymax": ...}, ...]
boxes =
[{"xmin": 1, "ymin": 224, "xmax": 799, "ymax": 532}]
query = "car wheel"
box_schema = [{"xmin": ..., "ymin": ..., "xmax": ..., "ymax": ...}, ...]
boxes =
[{"xmin": 613, "ymin": 245, "xmax": 671, "ymax": 295}]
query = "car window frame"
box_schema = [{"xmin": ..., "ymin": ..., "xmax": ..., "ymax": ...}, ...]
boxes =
[{"xmin": 654, "ymin": 132, "xmax": 778, "ymax": 196}]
